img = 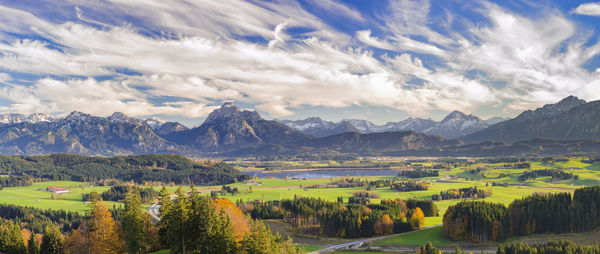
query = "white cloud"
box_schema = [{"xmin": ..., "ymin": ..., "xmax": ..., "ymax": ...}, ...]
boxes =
[
  {"xmin": 305, "ymin": 0, "xmax": 364, "ymax": 22},
  {"xmin": 0, "ymin": 73, "xmax": 9, "ymax": 82},
  {"xmin": 0, "ymin": 0, "xmax": 597, "ymax": 121},
  {"xmin": 573, "ymin": 3, "xmax": 600, "ymax": 16}
]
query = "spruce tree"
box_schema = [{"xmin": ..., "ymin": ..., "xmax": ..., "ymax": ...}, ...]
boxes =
[
  {"xmin": 0, "ymin": 222, "xmax": 27, "ymax": 254},
  {"xmin": 123, "ymin": 187, "xmax": 146, "ymax": 253},
  {"xmin": 28, "ymin": 236, "xmax": 40, "ymax": 254},
  {"xmin": 40, "ymin": 224, "xmax": 63, "ymax": 254}
]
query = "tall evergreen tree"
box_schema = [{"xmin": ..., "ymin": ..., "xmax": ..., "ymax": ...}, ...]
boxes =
[
  {"xmin": 40, "ymin": 224, "xmax": 63, "ymax": 254},
  {"xmin": 28, "ymin": 235, "xmax": 40, "ymax": 254},
  {"xmin": 122, "ymin": 187, "xmax": 146, "ymax": 253},
  {"xmin": 0, "ymin": 222, "xmax": 27, "ymax": 254}
]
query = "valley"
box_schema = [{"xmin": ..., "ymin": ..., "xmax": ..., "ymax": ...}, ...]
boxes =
[{"xmin": 2, "ymin": 155, "xmax": 599, "ymax": 253}]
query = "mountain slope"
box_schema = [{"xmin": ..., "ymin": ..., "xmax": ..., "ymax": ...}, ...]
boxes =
[
  {"xmin": 424, "ymin": 110, "xmax": 488, "ymax": 138},
  {"xmin": 463, "ymin": 96, "xmax": 589, "ymax": 143},
  {"xmin": 0, "ymin": 112, "xmax": 187, "ymax": 155},
  {"xmin": 164, "ymin": 102, "xmax": 312, "ymax": 152},
  {"xmin": 279, "ymin": 117, "xmax": 360, "ymax": 137}
]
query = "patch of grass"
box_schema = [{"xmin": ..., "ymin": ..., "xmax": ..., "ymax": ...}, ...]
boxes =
[
  {"xmin": 299, "ymin": 245, "xmax": 324, "ymax": 253},
  {"xmin": 0, "ymin": 181, "xmax": 120, "ymax": 213},
  {"xmin": 372, "ymin": 226, "xmax": 454, "ymax": 247}
]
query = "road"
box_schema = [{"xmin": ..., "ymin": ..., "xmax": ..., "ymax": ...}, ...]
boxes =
[
  {"xmin": 308, "ymin": 224, "xmax": 442, "ymax": 253},
  {"xmin": 149, "ymin": 203, "xmax": 161, "ymax": 223}
]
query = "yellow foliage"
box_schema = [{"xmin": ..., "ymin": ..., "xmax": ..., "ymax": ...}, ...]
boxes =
[{"xmin": 212, "ymin": 198, "xmax": 251, "ymax": 242}]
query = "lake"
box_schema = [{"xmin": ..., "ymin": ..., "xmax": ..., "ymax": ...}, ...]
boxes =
[{"xmin": 243, "ymin": 168, "xmax": 399, "ymax": 179}]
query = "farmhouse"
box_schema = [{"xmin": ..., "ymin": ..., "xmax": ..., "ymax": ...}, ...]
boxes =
[{"xmin": 46, "ymin": 186, "xmax": 70, "ymax": 194}]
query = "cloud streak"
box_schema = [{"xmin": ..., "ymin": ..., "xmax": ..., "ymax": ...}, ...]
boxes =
[{"xmin": 0, "ymin": 0, "xmax": 597, "ymax": 122}]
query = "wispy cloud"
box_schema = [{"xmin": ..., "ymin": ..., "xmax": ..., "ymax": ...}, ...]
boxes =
[
  {"xmin": 0, "ymin": 0, "xmax": 597, "ymax": 121},
  {"xmin": 573, "ymin": 2, "xmax": 600, "ymax": 16}
]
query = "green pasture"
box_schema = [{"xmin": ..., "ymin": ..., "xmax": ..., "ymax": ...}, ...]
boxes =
[
  {"xmin": 0, "ymin": 181, "xmax": 120, "ymax": 213},
  {"xmin": 372, "ymin": 226, "xmax": 454, "ymax": 247}
]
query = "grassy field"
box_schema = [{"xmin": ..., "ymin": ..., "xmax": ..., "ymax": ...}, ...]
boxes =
[
  {"xmin": 372, "ymin": 226, "xmax": 454, "ymax": 247},
  {"xmin": 0, "ymin": 181, "xmax": 120, "ymax": 213},
  {"xmin": 1, "ymin": 157, "xmax": 599, "ymax": 248}
]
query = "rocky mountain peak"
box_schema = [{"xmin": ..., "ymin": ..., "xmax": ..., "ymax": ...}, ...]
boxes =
[
  {"xmin": 442, "ymin": 110, "xmax": 469, "ymax": 121},
  {"xmin": 109, "ymin": 112, "xmax": 132, "ymax": 122},
  {"xmin": 517, "ymin": 95, "xmax": 587, "ymax": 120},
  {"xmin": 204, "ymin": 102, "xmax": 260, "ymax": 123},
  {"xmin": 65, "ymin": 111, "xmax": 91, "ymax": 121}
]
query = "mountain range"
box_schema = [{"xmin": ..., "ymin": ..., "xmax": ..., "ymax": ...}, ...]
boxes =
[
  {"xmin": 0, "ymin": 95, "xmax": 598, "ymax": 157},
  {"xmin": 280, "ymin": 110, "xmax": 501, "ymax": 138}
]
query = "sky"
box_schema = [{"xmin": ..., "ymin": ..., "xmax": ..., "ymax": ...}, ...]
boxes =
[{"xmin": 0, "ymin": 0, "xmax": 599, "ymax": 126}]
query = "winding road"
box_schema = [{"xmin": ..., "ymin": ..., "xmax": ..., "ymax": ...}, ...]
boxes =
[{"xmin": 149, "ymin": 203, "xmax": 161, "ymax": 223}]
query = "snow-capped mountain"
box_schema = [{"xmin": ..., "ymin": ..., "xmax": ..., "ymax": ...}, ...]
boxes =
[
  {"xmin": 343, "ymin": 119, "xmax": 379, "ymax": 132},
  {"xmin": 282, "ymin": 111, "xmax": 488, "ymax": 139},
  {"xmin": 0, "ymin": 113, "xmax": 54, "ymax": 124},
  {"xmin": 144, "ymin": 117, "xmax": 167, "ymax": 130},
  {"xmin": 423, "ymin": 110, "xmax": 488, "ymax": 138},
  {"xmin": 379, "ymin": 117, "xmax": 436, "ymax": 133}
]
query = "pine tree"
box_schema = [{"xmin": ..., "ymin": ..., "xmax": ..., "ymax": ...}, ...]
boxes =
[
  {"xmin": 28, "ymin": 235, "xmax": 40, "ymax": 254},
  {"xmin": 40, "ymin": 224, "xmax": 63, "ymax": 254},
  {"xmin": 123, "ymin": 187, "xmax": 146, "ymax": 253},
  {"xmin": 0, "ymin": 222, "xmax": 27, "ymax": 254}
]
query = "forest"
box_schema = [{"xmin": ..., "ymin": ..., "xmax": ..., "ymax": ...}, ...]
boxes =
[
  {"xmin": 390, "ymin": 180, "xmax": 429, "ymax": 191},
  {"xmin": 0, "ymin": 154, "xmax": 250, "ymax": 185},
  {"xmin": 398, "ymin": 169, "xmax": 439, "ymax": 178},
  {"xmin": 443, "ymin": 186, "xmax": 600, "ymax": 242},
  {"xmin": 0, "ymin": 186, "xmax": 299, "ymax": 254},
  {"xmin": 432, "ymin": 186, "xmax": 493, "ymax": 201}
]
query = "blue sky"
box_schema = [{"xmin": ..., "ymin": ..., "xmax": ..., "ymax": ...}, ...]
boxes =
[{"xmin": 0, "ymin": 0, "xmax": 599, "ymax": 126}]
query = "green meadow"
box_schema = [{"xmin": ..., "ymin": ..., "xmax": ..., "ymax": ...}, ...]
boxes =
[{"xmin": 1, "ymin": 157, "xmax": 598, "ymax": 250}]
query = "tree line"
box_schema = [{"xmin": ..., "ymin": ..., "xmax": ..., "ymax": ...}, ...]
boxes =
[
  {"xmin": 0, "ymin": 175, "xmax": 34, "ymax": 189},
  {"xmin": 518, "ymin": 169, "xmax": 577, "ymax": 181},
  {"xmin": 443, "ymin": 186, "xmax": 600, "ymax": 242},
  {"xmin": 0, "ymin": 154, "xmax": 250, "ymax": 185},
  {"xmin": 242, "ymin": 197, "xmax": 434, "ymax": 238},
  {"xmin": 390, "ymin": 180, "xmax": 429, "ymax": 191},
  {"xmin": 432, "ymin": 186, "xmax": 493, "ymax": 201},
  {"xmin": 1, "ymin": 185, "xmax": 302, "ymax": 254},
  {"xmin": 398, "ymin": 169, "xmax": 439, "ymax": 178},
  {"xmin": 82, "ymin": 185, "xmax": 159, "ymax": 204}
]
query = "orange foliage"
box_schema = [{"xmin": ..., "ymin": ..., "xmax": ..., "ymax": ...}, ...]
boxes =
[{"xmin": 212, "ymin": 198, "xmax": 250, "ymax": 242}]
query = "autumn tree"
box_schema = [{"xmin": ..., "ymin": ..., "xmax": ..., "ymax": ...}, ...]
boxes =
[
  {"xmin": 410, "ymin": 207, "xmax": 425, "ymax": 230},
  {"xmin": 40, "ymin": 224, "xmax": 63, "ymax": 254},
  {"xmin": 0, "ymin": 222, "xmax": 27, "ymax": 254},
  {"xmin": 87, "ymin": 200, "xmax": 124, "ymax": 253},
  {"xmin": 240, "ymin": 220, "xmax": 298, "ymax": 254}
]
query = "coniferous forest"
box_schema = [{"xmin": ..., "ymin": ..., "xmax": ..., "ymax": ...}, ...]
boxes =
[
  {"xmin": 0, "ymin": 154, "xmax": 249, "ymax": 185},
  {"xmin": 443, "ymin": 186, "xmax": 600, "ymax": 242}
]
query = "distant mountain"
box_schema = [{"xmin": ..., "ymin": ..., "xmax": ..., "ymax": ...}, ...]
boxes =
[
  {"xmin": 282, "ymin": 111, "xmax": 486, "ymax": 139},
  {"xmin": 423, "ymin": 110, "xmax": 488, "ymax": 138},
  {"xmin": 163, "ymin": 102, "xmax": 312, "ymax": 152},
  {"xmin": 0, "ymin": 113, "xmax": 54, "ymax": 124},
  {"xmin": 463, "ymin": 96, "xmax": 590, "ymax": 143},
  {"xmin": 155, "ymin": 122, "xmax": 189, "ymax": 136},
  {"xmin": 307, "ymin": 131, "xmax": 462, "ymax": 153},
  {"xmin": 484, "ymin": 117, "xmax": 509, "ymax": 125},
  {"xmin": 379, "ymin": 117, "xmax": 436, "ymax": 133},
  {"xmin": 0, "ymin": 112, "xmax": 186, "ymax": 155},
  {"xmin": 343, "ymin": 119, "xmax": 380, "ymax": 133},
  {"xmin": 279, "ymin": 117, "xmax": 359, "ymax": 137}
]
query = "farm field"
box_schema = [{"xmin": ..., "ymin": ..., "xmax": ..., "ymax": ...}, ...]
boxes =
[
  {"xmin": 1, "ymin": 157, "xmax": 599, "ymax": 251},
  {"xmin": 0, "ymin": 181, "xmax": 121, "ymax": 213}
]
